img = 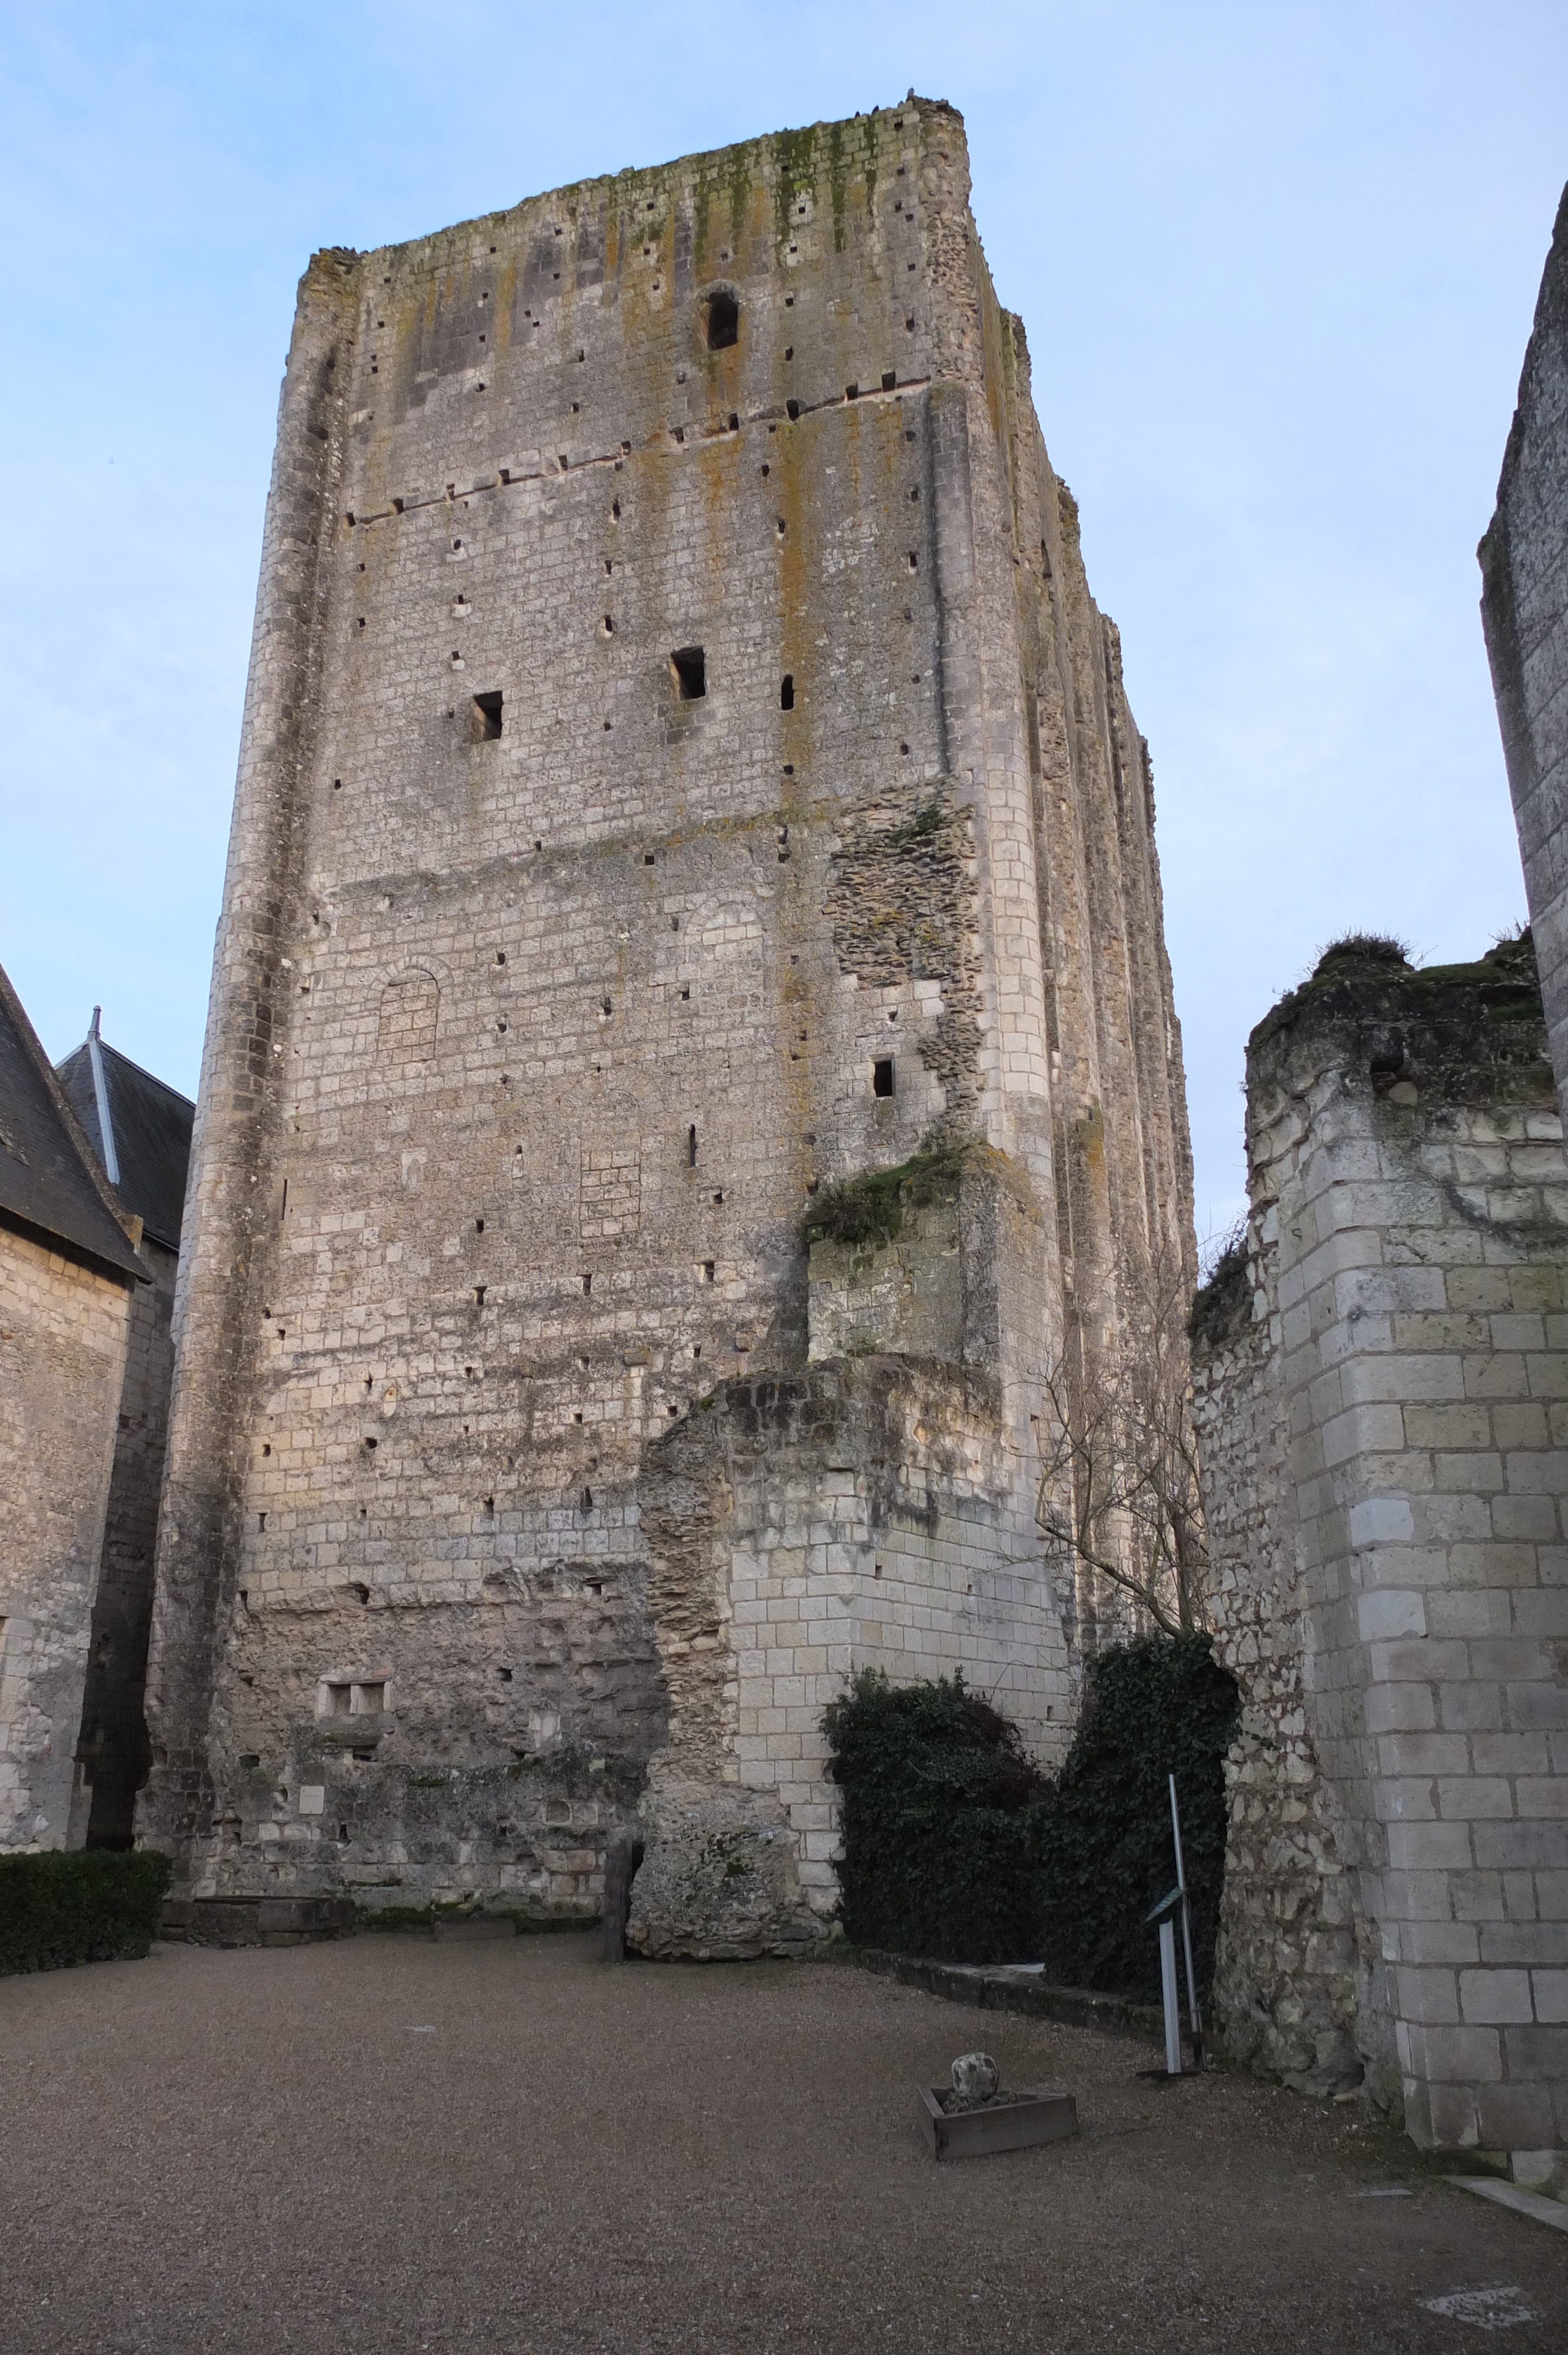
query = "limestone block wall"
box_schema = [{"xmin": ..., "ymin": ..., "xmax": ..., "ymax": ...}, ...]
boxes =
[
  {"xmin": 0, "ymin": 1226, "xmax": 133, "ymax": 1847},
  {"xmin": 141, "ymin": 99, "xmax": 1191, "ymax": 1941},
  {"xmin": 628, "ymin": 1354, "xmax": 1062, "ymax": 1957},
  {"xmin": 1481, "ymin": 183, "xmax": 1568, "ymax": 1105},
  {"xmin": 626, "ymin": 1143, "xmax": 1067, "ymax": 1953},
  {"xmin": 1193, "ymin": 940, "xmax": 1568, "ymax": 2165},
  {"xmin": 1191, "ymin": 1282, "xmax": 1364, "ymax": 2093}
]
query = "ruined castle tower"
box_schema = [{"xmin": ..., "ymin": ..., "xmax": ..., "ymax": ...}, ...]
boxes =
[{"xmin": 140, "ymin": 99, "xmax": 1192, "ymax": 1952}]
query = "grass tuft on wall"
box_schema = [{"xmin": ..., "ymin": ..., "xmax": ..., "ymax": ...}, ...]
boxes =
[{"xmin": 800, "ymin": 1143, "xmax": 968, "ymax": 1253}]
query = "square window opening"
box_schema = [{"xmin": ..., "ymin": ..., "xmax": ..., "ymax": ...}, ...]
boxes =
[
  {"xmin": 670, "ymin": 646, "xmax": 706, "ymax": 700},
  {"xmin": 472, "ymin": 690, "xmax": 503, "ymax": 741}
]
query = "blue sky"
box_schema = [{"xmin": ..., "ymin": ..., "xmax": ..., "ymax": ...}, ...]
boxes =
[{"xmin": 1, "ymin": 1, "xmax": 1563, "ymax": 1245}]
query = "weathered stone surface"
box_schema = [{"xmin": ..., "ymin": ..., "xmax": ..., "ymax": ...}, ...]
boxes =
[
  {"xmin": 1, "ymin": 968, "xmax": 148, "ymax": 1853},
  {"xmin": 138, "ymin": 100, "xmax": 1192, "ymax": 1946},
  {"xmin": 0, "ymin": 1228, "xmax": 134, "ymax": 1847},
  {"xmin": 1193, "ymin": 938, "xmax": 1568, "ymax": 2163},
  {"xmin": 1481, "ymin": 182, "xmax": 1568, "ymax": 1107},
  {"xmin": 951, "ymin": 2050, "xmax": 1000, "ymax": 2100}
]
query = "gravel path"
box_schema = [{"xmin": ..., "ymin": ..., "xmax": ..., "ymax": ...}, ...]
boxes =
[{"xmin": 2, "ymin": 1931, "xmax": 1564, "ymax": 2353}]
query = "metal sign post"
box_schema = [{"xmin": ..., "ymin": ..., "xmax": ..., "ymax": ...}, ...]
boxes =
[
  {"xmin": 1145, "ymin": 1776, "xmax": 1205, "ymax": 2078},
  {"xmin": 1158, "ymin": 1914, "xmax": 1182, "ymax": 2074},
  {"xmin": 1145, "ymin": 1886, "xmax": 1184, "ymax": 2075},
  {"xmin": 1168, "ymin": 1772, "xmax": 1204, "ymax": 2069}
]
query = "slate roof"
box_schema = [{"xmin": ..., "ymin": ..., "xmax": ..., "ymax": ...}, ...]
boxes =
[
  {"xmin": 0, "ymin": 962, "xmax": 148, "ymax": 1282},
  {"xmin": 57, "ymin": 1016, "xmax": 195, "ymax": 1253}
]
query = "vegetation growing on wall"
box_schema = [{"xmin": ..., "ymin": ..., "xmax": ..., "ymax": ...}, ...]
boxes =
[
  {"xmin": 1039, "ymin": 1635, "xmax": 1240, "ymax": 2001},
  {"xmin": 800, "ymin": 1142, "xmax": 968, "ymax": 1253},
  {"xmin": 822, "ymin": 1669, "xmax": 1051, "ymax": 1962},
  {"xmin": 1188, "ymin": 1225, "xmax": 1251, "ymax": 1353},
  {"xmin": 0, "ymin": 1849, "xmax": 172, "ymax": 1975},
  {"xmin": 824, "ymin": 1639, "xmax": 1240, "ymax": 1989}
]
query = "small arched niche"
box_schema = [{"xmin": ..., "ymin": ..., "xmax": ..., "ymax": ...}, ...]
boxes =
[{"xmin": 704, "ymin": 288, "xmax": 739, "ymax": 351}]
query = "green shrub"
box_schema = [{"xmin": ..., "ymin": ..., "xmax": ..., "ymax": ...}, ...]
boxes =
[
  {"xmin": 1039, "ymin": 1634, "xmax": 1239, "ymax": 2002},
  {"xmin": 0, "ymin": 1849, "xmax": 172, "ymax": 1975},
  {"xmin": 822, "ymin": 1669, "xmax": 1051, "ymax": 1962}
]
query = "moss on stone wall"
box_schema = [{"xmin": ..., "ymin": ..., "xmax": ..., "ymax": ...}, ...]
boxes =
[
  {"xmin": 1249, "ymin": 930, "xmax": 1550, "ymax": 1108},
  {"xmin": 800, "ymin": 1141, "xmax": 969, "ymax": 1251}
]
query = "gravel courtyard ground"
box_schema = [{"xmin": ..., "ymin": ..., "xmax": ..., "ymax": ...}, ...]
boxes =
[{"xmin": 2, "ymin": 1930, "xmax": 1565, "ymax": 2354}]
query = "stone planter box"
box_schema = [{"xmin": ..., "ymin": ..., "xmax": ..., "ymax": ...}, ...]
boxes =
[{"xmin": 918, "ymin": 2084, "xmax": 1078, "ymax": 2161}]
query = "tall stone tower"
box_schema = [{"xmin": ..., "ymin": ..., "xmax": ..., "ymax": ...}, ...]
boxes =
[{"xmin": 141, "ymin": 98, "xmax": 1192, "ymax": 1952}]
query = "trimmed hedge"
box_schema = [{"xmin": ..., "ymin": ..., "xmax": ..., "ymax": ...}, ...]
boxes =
[
  {"xmin": 822, "ymin": 1669, "xmax": 1051, "ymax": 1963},
  {"xmin": 1039, "ymin": 1634, "xmax": 1239, "ymax": 2001},
  {"xmin": 0, "ymin": 1849, "xmax": 172, "ymax": 1975}
]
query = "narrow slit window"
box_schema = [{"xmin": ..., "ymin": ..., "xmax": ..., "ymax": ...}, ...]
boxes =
[
  {"xmin": 472, "ymin": 690, "xmax": 503, "ymax": 740},
  {"xmin": 873, "ymin": 1057, "xmax": 895, "ymax": 1098},
  {"xmin": 687, "ymin": 1124, "xmax": 698, "ymax": 1167},
  {"xmin": 670, "ymin": 646, "xmax": 706, "ymax": 701},
  {"xmin": 780, "ymin": 674, "xmax": 795, "ymax": 711},
  {"xmin": 705, "ymin": 289, "xmax": 739, "ymax": 350}
]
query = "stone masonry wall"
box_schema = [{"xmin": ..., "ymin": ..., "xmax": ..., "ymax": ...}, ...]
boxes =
[
  {"xmin": 0, "ymin": 1225, "xmax": 132, "ymax": 1847},
  {"xmin": 1194, "ymin": 941, "xmax": 1568, "ymax": 2168},
  {"xmin": 1192, "ymin": 1275, "xmax": 1364, "ymax": 2094},
  {"xmin": 1481, "ymin": 183, "xmax": 1568, "ymax": 1107},
  {"xmin": 141, "ymin": 100, "xmax": 1191, "ymax": 1942}
]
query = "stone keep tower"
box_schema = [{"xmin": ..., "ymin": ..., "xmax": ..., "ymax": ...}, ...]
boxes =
[{"xmin": 141, "ymin": 99, "xmax": 1192, "ymax": 1952}]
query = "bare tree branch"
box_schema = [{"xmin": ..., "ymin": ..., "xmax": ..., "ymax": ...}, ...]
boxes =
[{"xmin": 1034, "ymin": 1235, "xmax": 1208, "ymax": 1640}]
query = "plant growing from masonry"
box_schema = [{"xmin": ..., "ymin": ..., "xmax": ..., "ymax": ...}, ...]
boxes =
[
  {"xmin": 1034, "ymin": 1238, "xmax": 1208, "ymax": 1638},
  {"xmin": 822, "ymin": 1669, "xmax": 1052, "ymax": 1962},
  {"xmin": 1039, "ymin": 1633, "xmax": 1239, "ymax": 2000}
]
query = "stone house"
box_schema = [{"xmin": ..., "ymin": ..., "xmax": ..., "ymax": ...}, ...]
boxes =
[{"xmin": 0, "ymin": 966, "xmax": 148, "ymax": 1848}]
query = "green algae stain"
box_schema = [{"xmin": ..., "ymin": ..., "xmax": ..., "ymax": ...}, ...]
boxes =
[
  {"xmin": 772, "ymin": 124, "xmax": 819, "ymax": 248},
  {"xmin": 828, "ymin": 120, "xmax": 847, "ymax": 251}
]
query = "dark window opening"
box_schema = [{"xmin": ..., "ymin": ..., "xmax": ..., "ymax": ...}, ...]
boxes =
[
  {"xmin": 687, "ymin": 1124, "xmax": 698, "ymax": 1167},
  {"xmin": 473, "ymin": 690, "xmax": 503, "ymax": 741},
  {"xmin": 873, "ymin": 1057, "xmax": 895, "ymax": 1097},
  {"xmin": 882, "ymin": 370, "xmax": 896, "ymax": 391},
  {"xmin": 780, "ymin": 674, "xmax": 795, "ymax": 711},
  {"xmin": 786, "ymin": 399, "xmax": 800, "ymax": 421},
  {"xmin": 671, "ymin": 646, "xmax": 706, "ymax": 700},
  {"xmin": 706, "ymin": 289, "xmax": 739, "ymax": 350}
]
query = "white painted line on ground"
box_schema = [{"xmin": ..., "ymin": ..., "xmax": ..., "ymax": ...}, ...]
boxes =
[{"xmin": 1420, "ymin": 2284, "xmax": 1536, "ymax": 2329}]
